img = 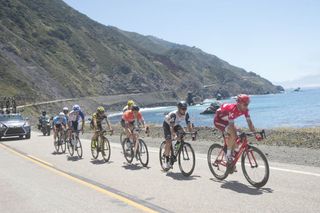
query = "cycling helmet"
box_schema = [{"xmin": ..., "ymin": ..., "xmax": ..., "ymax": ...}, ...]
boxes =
[
  {"xmin": 236, "ymin": 94, "xmax": 250, "ymax": 104},
  {"xmin": 97, "ymin": 106, "xmax": 105, "ymax": 113},
  {"xmin": 131, "ymin": 105, "xmax": 140, "ymax": 111},
  {"xmin": 177, "ymin": 101, "xmax": 188, "ymax": 109},
  {"xmin": 72, "ymin": 104, "xmax": 80, "ymax": 112},
  {"xmin": 127, "ymin": 100, "xmax": 134, "ymax": 107},
  {"xmin": 59, "ymin": 112, "xmax": 65, "ymax": 118},
  {"xmin": 42, "ymin": 111, "xmax": 46, "ymax": 115},
  {"xmin": 63, "ymin": 107, "xmax": 68, "ymax": 111}
]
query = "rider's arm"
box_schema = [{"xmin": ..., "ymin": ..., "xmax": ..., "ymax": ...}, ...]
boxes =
[
  {"xmin": 105, "ymin": 116, "xmax": 112, "ymax": 131},
  {"xmin": 79, "ymin": 111, "xmax": 85, "ymax": 130},
  {"xmin": 93, "ymin": 116, "xmax": 98, "ymax": 129},
  {"xmin": 246, "ymin": 117, "xmax": 256, "ymax": 133},
  {"xmin": 185, "ymin": 112, "xmax": 192, "ymax": 132},
  {"xmin": 138, "ymin": 113, "xmax": 145, "ymax": 128}
]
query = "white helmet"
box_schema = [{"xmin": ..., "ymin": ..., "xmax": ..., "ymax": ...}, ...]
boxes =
[
  {"xmin": 59, "ymin": 112, "xmax": 65, "ymax": 118},
  {"xmin": 63, "ymin": 107, "xmax": 68, "ymax": 111},
  {"xmin": 72, "ymin": 104, "xmax": 80, "ymax": 112}
]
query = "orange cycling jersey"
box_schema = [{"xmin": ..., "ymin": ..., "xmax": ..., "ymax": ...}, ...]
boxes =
[{"xmin": 122, "ymin": 110, "xmax": 143, "ymax": 123}]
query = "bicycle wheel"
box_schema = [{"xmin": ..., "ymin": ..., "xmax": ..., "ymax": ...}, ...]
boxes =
[
  {"xmin": 159, "ymin": 141, "xmax": 173, "ymax": 172},
  {"xmin": 59, "ymin": 131, "xmax": 66, "ymax": 153},
  {"xmin": 207, "ymin": 143, "xmax": 228, "ymax": 180},
  {"xmin": 76, "ymin": 138, "xmax": 83, "ymax": 158},
  {"xmin": 102, "ymin": 137, "xmax": 111, "ymax": 162},
  {"xmin": 67, "ymin": 139, "xmax": 74, "ymax": 156},
  {"xmin": 241, "ymin": 146, "xmax": 269, "ymax": 188},
  {"xmin": 61, "ymin": 138, "xmax": 66, "ymax": 153},
  {"xmin": 138, "ymin": 139, "xmax": 149, "ymax": 167},
  {"xmin": 91, "ymin": 139, "xmax": 99, "ymax": 159},
  {"xmin": 122, "ymin": 138, "xmax": 133, "ymax": 163},
  {"xmin": 120, "ymin": 132, "xmax": 125, "ymax": 148},
  {"xmin": 178, "ymin": 142, "xmax": 195, "ymax": 177},
  {"xmin": 54, "ymin": 134, "xmax": 60, "ymax": 153}
]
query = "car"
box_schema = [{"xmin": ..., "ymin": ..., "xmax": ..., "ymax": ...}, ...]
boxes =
[{"xmin": 0, "ymin": 114, "xmax": 31, "ymax": 140}]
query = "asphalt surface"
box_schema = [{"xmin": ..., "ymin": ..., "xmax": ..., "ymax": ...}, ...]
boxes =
[{"xmin": 1, "ymin": 133, "xmax": 320, "ymax": 213}]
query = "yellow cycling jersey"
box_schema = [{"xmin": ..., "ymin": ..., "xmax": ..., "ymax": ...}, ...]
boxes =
[{"xmin": 92, "ymin": 112, "xmax": 107, "ymax": 124}]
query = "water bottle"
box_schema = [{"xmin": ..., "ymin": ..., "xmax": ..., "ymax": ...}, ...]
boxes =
[{"xmin": 174, "ymin": 141, "xmax": 181, "ymax": 151}]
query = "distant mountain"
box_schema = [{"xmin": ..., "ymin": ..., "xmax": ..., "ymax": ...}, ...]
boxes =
[
  {"xmin": 0, "ymin": 0, "xmax": 283, "ymax": 102},
  {"xmin": 275, "ymin": 74, "xmax": 320, "ymax": 89}
]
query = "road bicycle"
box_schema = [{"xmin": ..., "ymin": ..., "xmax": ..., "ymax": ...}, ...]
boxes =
[
  {"xmin": 54, "ymin": 126, "xmax": 66, "ymax": 153},
  {"xmin": 91, "ymin": 129, "xmax": 112, "ymax": 162},
  {"xmin": 122, "ymin": 127, "xmax": 149, "ymax": 167},
  {"xmin": 207, "ymin": 130, "xmax": 269, "ymax": 188},
  {"xmin": 67, "ymin": 130, "xmax": 83, "ymax": 158},
  {"xmin": 159, "ymin": 131, "xmax": 197, "ymax": 177}
]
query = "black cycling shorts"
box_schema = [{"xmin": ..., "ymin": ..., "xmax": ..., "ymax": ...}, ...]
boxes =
[
  {"xmin": 71, "ymin": 121, "xmax": 78, "ymax": 131},
  {"xmin": 163, "ymin": 122, "xmax": 183, "ymax": 140},
  {"xmin": 120, "ymin": 119, "xmax": 126, "ymax": 128},
  {"xmin": 54, "ymin": 123, "xmax": 62, "ymax": 129}
]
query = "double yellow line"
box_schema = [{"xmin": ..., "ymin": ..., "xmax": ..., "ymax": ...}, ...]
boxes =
[{"xmin": 0, "ymin": 143, "xmax": 158, "ymax": 213}]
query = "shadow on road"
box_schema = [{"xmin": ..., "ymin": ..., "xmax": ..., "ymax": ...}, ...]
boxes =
[
  {"xmin": 213, "ymin": 179, "xmax": 273, "ymax": 195},
  {"xmin": 0, "ymin": 137, "xmax": 27, "ymax": 142},
  {"xmin": 51, "ymin": 151, "xmax": 65, "ymax": 155},
  {"xmin": 165, "ymin": 172, "xmax": 200, "ymax": 181},
  {"xmin": 67, "ymin": 156, "xmax": 82, "ymax": 161},
  {"xmin": 122, "ymin": 163, "xmax": 149, "ymax": 170},
  {"xmin": 90, "ymin": 159, "xmax": 113, "ymax": 165}
]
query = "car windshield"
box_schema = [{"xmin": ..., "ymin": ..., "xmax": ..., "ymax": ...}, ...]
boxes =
[{"xmin": 0, "ymin": 114, "xmax": 24, "ymax": 121}]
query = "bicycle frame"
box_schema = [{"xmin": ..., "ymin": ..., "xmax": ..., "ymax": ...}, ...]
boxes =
[
  {"xmin": 217, "ymin": 132, "xmax": 261, "ymax": 169},
  {"xmin": 170, "ymin": 131, "xmax": 196, "ymax": 164}
]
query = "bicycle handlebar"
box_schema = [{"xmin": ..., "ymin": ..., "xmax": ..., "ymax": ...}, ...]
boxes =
[
  {"xmin": 177, "ymin": 130, "xmax": 199, "ymax": 141},
  {"xmin": 96, "ymin": 129, "xmax": 114, "ymax": 136},
  {"xmin": 238, "ymin": 130, "xmax": 266, "ymax": 139}
]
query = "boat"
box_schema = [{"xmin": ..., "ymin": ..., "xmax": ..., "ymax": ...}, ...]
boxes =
[
  {"xmin": 200, "ymin": 102, "xmax": 221, "ymax": 115},
  {"xmin": 294, "ymin": 87, "xmax": 301, "ymax": 92}
]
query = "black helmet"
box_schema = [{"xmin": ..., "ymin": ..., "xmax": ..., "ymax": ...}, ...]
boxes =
[
  {"xmin": 131, "ymin": 105, "xmax": 140, "ymax": 111},
  {"xmin": 177, "ymin": 101, "xmax": 187, "ymax": 109}
]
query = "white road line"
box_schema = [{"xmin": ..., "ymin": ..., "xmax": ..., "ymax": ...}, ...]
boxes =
[
  {"xmin": 86, "ymin": 140, "xmax": 320, "ymax": 178},
  {"xmin": 269, "ymin": 167, "xmax": 320, "ymax": 177}
]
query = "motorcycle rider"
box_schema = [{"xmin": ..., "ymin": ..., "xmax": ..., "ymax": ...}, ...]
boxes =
[{"xmin": 38, "ymin": 111, "xmax": 49, "ymax": 130}]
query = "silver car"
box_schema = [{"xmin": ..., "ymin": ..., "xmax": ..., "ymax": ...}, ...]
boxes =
[{"xmin": 0, "ymin": 114, "xmax": 31, "ymax": 140}]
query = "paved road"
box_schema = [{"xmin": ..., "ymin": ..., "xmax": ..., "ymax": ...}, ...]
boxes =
[{"xmin": 1, "ymin": 133, "xmax": 320, "ymax": 213}]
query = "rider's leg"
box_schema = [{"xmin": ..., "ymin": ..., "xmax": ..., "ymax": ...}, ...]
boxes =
[
  {"xmin": 133, "ymin": 133, "xmax": 138, "ymax": 156},
  {"xmin": 225, "ymin": 125, "xmax": 237, "ymax": 161},
  {"xmin": 53, "ymin": 126, "xmax": 57, "ymax": 143},
  {"xmin": 163, "ymin": 122, "xmax": 173, "ymax": 166},
  {"xmin": 91, "ymin": 131, "xmax": 98, "ymax": 148}
]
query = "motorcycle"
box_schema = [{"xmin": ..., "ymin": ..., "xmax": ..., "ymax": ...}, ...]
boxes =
[{"xmin": 40, "ymin": 118, "xmax": 51, "ymax": 136}]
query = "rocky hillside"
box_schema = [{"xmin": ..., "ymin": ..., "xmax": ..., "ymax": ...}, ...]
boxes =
[{"xmin": 0, "ymin": 0, "xmax": 283, "ymax": 103}]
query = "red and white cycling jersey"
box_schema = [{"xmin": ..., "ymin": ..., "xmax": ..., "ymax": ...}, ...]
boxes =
[{"xmin": 214, "ymin": 103, "xmax": 250, "ymax": 131}]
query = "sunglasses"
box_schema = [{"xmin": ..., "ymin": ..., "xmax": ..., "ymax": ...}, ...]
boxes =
[{"xmin": 180, "ymin": 108, "xmax": 187, "ymax": 111}]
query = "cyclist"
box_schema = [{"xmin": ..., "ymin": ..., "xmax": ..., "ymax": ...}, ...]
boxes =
[
  {"xmin": 53, "ymin": 112, "xmax": 67, "ymax": 145},
  {"xmin": 62, "ymin": 107, "xmax": 69, "ymax": 120},
  {"xmin": 38, "ymin": 111, "xmax": 49, "ymax": 130},
  {"xmin": 214, "ymin": 94, "xmax": 262, "ymax": 169},
  {"xmin": 122, "ymin": 105, "xmax": 146, "ymax": 158},
  {"xmin": 68, "ymin": 104, "xmax": 85, "ymax": 140},
  {"xmin": 123, "ymin": 100, "xmax": 135, "ymax": 112},
  {"xmin": 120, "ymin": 100, "xmax": 135, "ymax": 128},
  {"xmin": 162, "ymin": 101, "xmax": 193, "ymax": 169},
  {"xmin": 91, "ymin": 106, "xmax": 113, "ymax": 148}
]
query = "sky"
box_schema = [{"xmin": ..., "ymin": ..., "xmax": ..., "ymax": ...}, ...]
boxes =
[{"xmin": 63, "ymin": 0, "xmax": 320, "ymax": 84}]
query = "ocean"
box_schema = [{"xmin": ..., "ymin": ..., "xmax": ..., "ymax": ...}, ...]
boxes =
[{"xmin": 109, "ymin": 88, "xmax": 320, "ymax": 129}]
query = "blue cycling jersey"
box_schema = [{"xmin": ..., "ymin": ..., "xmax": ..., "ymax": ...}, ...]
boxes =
[{"xmin": 53, "ymin": 116, "xmax": 67, "ymax": 125}]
